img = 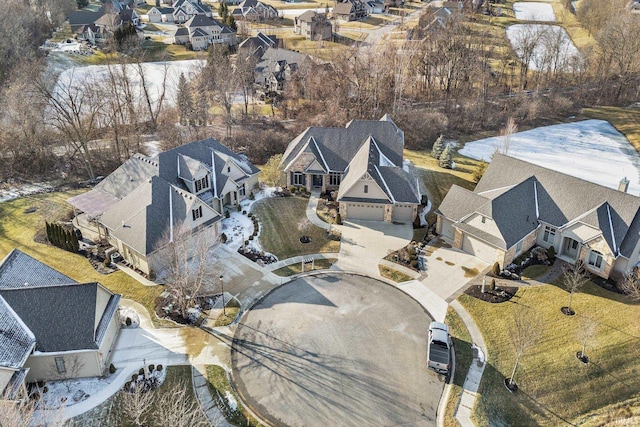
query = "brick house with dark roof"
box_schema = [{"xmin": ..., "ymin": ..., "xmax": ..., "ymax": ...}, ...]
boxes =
[
  {"xmin": 282, "ymin": 116, "xmax": 420, "ymax": 222},
  {"xmin": 436, "ymin": 154, "xmax": 640, "ymax": 279}
]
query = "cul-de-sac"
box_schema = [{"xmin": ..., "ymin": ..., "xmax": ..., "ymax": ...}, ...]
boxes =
[{"xmin": 1, "ymin": 0, "xmax": 640, "ymax": 425}]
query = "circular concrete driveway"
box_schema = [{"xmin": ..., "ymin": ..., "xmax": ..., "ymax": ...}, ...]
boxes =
[{"xmin": 231, "ymin": 274, "xmax": 442, "ymax": 427}]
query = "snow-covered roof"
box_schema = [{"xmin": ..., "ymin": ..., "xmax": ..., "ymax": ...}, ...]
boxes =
[
  {"xmin": 0, "ymin": 249, "xmax": 75, "ymax": 289},
  {"xmin": 0, "ymin": 295, "xmax": 35, "ymax": 369}
]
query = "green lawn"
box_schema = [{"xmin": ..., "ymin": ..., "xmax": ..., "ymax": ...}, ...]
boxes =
[
  {"xmin": 272, "ymin": 258, "xmax": 337, "ymax": 277},
  {"xmin": 459, "ymin": 281, "xmax": 640, "ymax": 426},
  {"xmin": 0, "ymin": 191, "xmax": 171, "ymax": 327},
  {"xmin": 404, "ymin": 149, "xmax": 480, "ymax": 224},
  {"xmin": 444, "ymin": 307, "xmax": 474, "ymax": 427},
  {"xmin": 206, "ymin": 365, "xmax": 261, "ymax": 427},
  {"xmin": 521, "ymin": 264, "xmax": 550, "ymax": 280},
  {"xmin": 252, "ymin": 196, "xmax": 340, "ymax": 259}
]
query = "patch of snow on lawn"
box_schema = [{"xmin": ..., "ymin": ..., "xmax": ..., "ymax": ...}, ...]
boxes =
[
  {"xmin": 513, "ymin": 2, "xmax": 556, "ymax": 21},
  {"xmin": 459, "ymin": 119, "xmax": 640, "ymax": 194},
  {"xmin": 506, "ymin": 24, "xmax": 582, "ymax": 71},
  {"xmin": 225, "ymin": 390, "xmax": 238, "ymax": 411},
  {"xmin": 221, "ymin": 187, "xmax": 278, "ymax": 260},
  {"xmin": 38, "ymin": 369, "xmax": 123, "ymax": 409},
  {"xmin": 0, "ymin": 182, "xmax": 55, "ymax": 203}
]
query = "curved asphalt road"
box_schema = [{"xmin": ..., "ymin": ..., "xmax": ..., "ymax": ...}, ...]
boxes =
[{"xmin": 231, "ymin": 273, "xmax": 442, "ymax": 426}]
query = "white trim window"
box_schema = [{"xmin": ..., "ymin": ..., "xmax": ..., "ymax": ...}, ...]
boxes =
[
  {"xmin": 516, "ymin": 240, "xmax": 523, "ymax": 253},
  {"xmin": 192, "ymin": 206, "xmax": 203, "ymax": 221},
  {"xmin": 588, "ymin": 250, "xmax": 604, "ymax": 270},
  {"xmin": 364, "ymin": 185, "xmax": 369, "ymax": 194},
  {"xmin": 292, "ymin": 172, "xmax": 305, "ymax": 186},
  {"xmin": 195, "ymin": 175, "xmax": 209, "ymax": 192},
  {"xmin": 543, "ymin": 225, "xmax": 556, "ymax": 243},
  {"xmin": 239, "ymin": 183, "xmax": 246, "ymax": 197},
  {"xmin": 329, "ymin": 172, "xmax": 341, "ymax": 186}
]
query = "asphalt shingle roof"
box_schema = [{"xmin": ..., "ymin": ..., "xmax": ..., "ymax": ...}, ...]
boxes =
[
  {"xmin": 0, "ymin": 249, "xmax": 74, "ymax": 289},
  {"xmin": 440, "ymin": 154, "xmax": 640, "ymax": 255},
  {"xmin": 0, "ymin": 296, "xmax": 35, "ymax": 369}
]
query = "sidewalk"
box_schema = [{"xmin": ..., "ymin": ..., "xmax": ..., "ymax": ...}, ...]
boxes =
[
  {"xmin": 192, "ymin": 365, "xmax": 233, "ymax": 427},
  {"xmin": 264, "ymin": 252, "xmax": 341, "ymax": 272},
  {"xmin": 450, "ymin": 300, "xmax": 487, "ymax": 427},
  {"xmin": 307, "ymin": 190, "xmax": 331, "ymax": 230}
]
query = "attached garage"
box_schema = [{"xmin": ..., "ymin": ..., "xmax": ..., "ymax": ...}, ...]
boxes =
[
  {"xmin": 392, "ymin": 204, "xmax": 414, "ymax": 223},
  {"xmin": 345, "ymin": 203, "xmax": 384, "ymax": 221},
  {"xmin": 439, "ymin": 218, "xmax": 455, "ymax": 241},
  {"xmin": 462, "ymin": 234, "xmax": 498, "ymax": 264}
]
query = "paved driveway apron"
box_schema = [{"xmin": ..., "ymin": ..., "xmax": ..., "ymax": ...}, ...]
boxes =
[{"xmin": 232, "ymin": 274, "xmax": 442, "ymax": 427}]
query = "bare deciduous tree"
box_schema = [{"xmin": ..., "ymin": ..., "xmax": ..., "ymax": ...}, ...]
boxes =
[
  {"xmin": 507, "ymin": 309, "xmax": 542, "ymax": 389},
  {"xmin": 577, "ymin": 316, "xmax": 597, "ymax": 362},
  {"xmin": 619, "ymin": 267, "xmax": 640, "ymax": 301},
  {"xmin": 497, "ymin": 117, "xmax": 518, "ymax": 155},
  {"xmin": 118, "ymin": 381, "xmax": 156, "ymax": 427},
  {"xmin": 48, "ymin": 354, "xmax": 86, "ymax": 393},
  {"xmin": 0, "ymin": 398, "xmax": 66, "ymax": 427},
  {"xmin": 151, "ymin": 380, "xmax": 211, "ymax": 426},
  {"xmin": 160, "ymin": 224, "xmax": 216, "ymax": 320},
  {"xmin": 562, "ymin": 260, "xmax": 590, "ymax": 315},
  {"xmin": 202, "ymin": 45, "xmax": 239, "ymax": 138}
]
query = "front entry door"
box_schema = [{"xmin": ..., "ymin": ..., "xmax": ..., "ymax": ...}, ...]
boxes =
[
  {"xmin": 312, "ymin": 175, "xmax": 322, "ymax": 188},
  {"xmin": 564, "ymin": 238, "xmax": 579, "ymax": 260}
]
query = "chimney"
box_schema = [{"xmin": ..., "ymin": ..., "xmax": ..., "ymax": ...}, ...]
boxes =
[{"xmin": 618, "ymin": 177, "xmax": 630, "ymax": 193}]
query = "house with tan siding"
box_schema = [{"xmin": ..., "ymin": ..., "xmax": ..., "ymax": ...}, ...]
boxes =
[
  {"xmin": 0, "ymin": 250, "xmax": 121, "ymax": 401},
  {"xmin": 436, "ymin": 154, "xmax": 640, "ymax": 279}
]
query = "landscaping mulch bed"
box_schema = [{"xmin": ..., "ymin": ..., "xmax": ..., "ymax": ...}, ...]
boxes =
[
  {"xmin": 590, "ymin": 275, "xmax": 625, "ymax": 295},
  {"xmin": 464, "ymin": 284, "xmax": 518, "ymax": 303},
  {"xmin": 238, "ymin": 247, "xmax": 277, "ymax": 264}
]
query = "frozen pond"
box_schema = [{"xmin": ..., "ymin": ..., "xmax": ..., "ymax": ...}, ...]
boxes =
[
  {"xmin": 459, "ymin": 120, "xmax": 640, "ymax": 195},
  {"xmin": 513, "ymin": 2, "xmax": 556, "ymax": 21},
  {"xmin": 506, "ymin": 24, "xmax": 582, "ymax": 71}
]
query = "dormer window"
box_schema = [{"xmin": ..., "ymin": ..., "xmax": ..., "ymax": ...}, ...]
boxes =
[
  {"xmin": 192, "ymin": 206, "xmax": 203, "ymax": 221},
  {"xmin": 195, "ymin": 175, "xmax": 209, "ymax": 192}
]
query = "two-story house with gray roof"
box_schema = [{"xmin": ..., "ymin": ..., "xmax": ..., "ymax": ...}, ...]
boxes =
[
  {"xmin": 0, "ymin": 250, "xmax": 121, "ymax": 401},
  {"xmin": 173, "ymin": 15, "xmax": 237, "ymax": 50},
  {"xmin": 436, "ymin": 154, "xmax": 640, "ymax": 279},
  {"xmin": 281, "ymin": 116, "xmax": 420, "ymax": 223},
  {"xmin": 68, "ymin": 139, "xmax": 259, "ymax": 276}
]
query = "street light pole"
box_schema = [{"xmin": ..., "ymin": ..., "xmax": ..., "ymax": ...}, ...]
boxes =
[{"xmin": 219, "ymin": 274, "xmax": 226, "ymax": 317}]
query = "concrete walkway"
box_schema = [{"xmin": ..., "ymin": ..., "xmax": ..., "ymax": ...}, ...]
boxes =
[
  {"xmin": 263, "ymin": 252, "xmax": 341, "ymax": 272},
  {"xmin": 192, "ymin": 365, "xmax": 233, "ymax": 427},
  {"xmin": 306, "ymin": 190, "xmax": 332, "ymax": 230},
  {"xmin": 450, "ymin": 300, "xmax": 487, "ymax": 427}
]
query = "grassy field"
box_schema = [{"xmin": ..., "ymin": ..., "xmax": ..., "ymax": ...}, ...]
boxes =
[
  {"xmin": 272, "ymin": 258, "xmax": 337, "ymax": 276},
  {"xmin": 581, "ymin": 106, "xmax": 640, "ymax": 153},
  {"xmin": 521, "ymin": 264, "xmax": 550, "ymax": 280},
  {"xmin": 459, "ymin": 281, "xmax": 640, "ymax": 426},
  {"xmin": 404, "ymin": 149, "xmax": 480, "ymax": 224},
  {"xmin": 444, "ymin": 307, "xmax": 474, "ymax": 427},
  {"xmin": 251, "ymin": 196, "xmax": 340, "ymax": 259},
  {"xmin": 0, "ymin": 191, "xmax": 171, "ymax": 327},
  {"xmin": 206, "ymin": 365, "xmax": 262, "ymax": 426}
]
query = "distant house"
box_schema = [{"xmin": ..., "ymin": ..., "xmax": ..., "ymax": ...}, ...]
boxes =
[
  {"xmin": 294, "ymin": 11, "xmax": 332, "ymax": 41},
  {"xmin": 0, "ymin": 250, "xmax": 121, "ymax": 402},
  {"xmin": 231, "ymin": 0, "xmax": 278, "ymax": 21},
  {"xmin": 173, "ymin": 15, "xmax": 237, "ymax": 49},
  {"xmin": 147, "ymin": 6, "xmax": 175, "ymax": 23},
  {"xmin": 172, "ymin": 0, "xmax": 213, "ymax": 23},
  {"xmin": 333, "ymin": 0, "xmax": 368, "ymax": 21},
  {"xmin": 281, "ymin": 116, "xmax": 420, "ymax": 222},
  {"xmin": 436, "ymin": 154, "xmax": 640, "ymax": 279},
  {"xmin": 365, "ymin": 0, "xmax": 385, "ymax": 14},
  {"xmin": 254, "ymin": 48, "xmax": 309, "ymax": 95},
  {"xmin": 238, "ymin": 32, "xmax": 281, "ymax": 57},
  {"xmin": 67, "ymin": 3, "xmax": 140, "ymax": 45},
  {"xmin": 67, "ymin": 139, "xmax": 259, "ymax": 276}
]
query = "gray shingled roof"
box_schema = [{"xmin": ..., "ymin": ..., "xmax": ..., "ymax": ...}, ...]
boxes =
[
  {"xmin": 0, "ymin": 249, "xmax": 74, "ymax": 290},
  {"xmin": 0, "ymin": 296, "xmax": 35, "ymax": 369},
  {"xmin": 0, "ymin": 283, "xmax": 110, "ymax": 353},
  {"xmin": 282, "ymin": 116, "xmax": 404, "ymax": 174},
  {"xmin": 337, "ymin": 135, "xmax": 419, "ymax": 204},
  {"xmin": 439, "ymin": 154, "xmax": 640, "ymax": 255}
]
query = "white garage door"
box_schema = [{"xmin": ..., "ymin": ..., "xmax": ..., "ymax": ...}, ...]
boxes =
[
  {"xmin": 462, "ymin": 234, "xmax": 497, "ymax": 263},
  {"xmin": 346, "ymin": 203, "xmax": 384, "ymax": 221},
  {"xmin": 439, "ymin": 218, "xmax": 455, "ymax": 240},
  {"xmin": 392, "ymin": 204, "xmax": 414, "ymax": 222}
]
